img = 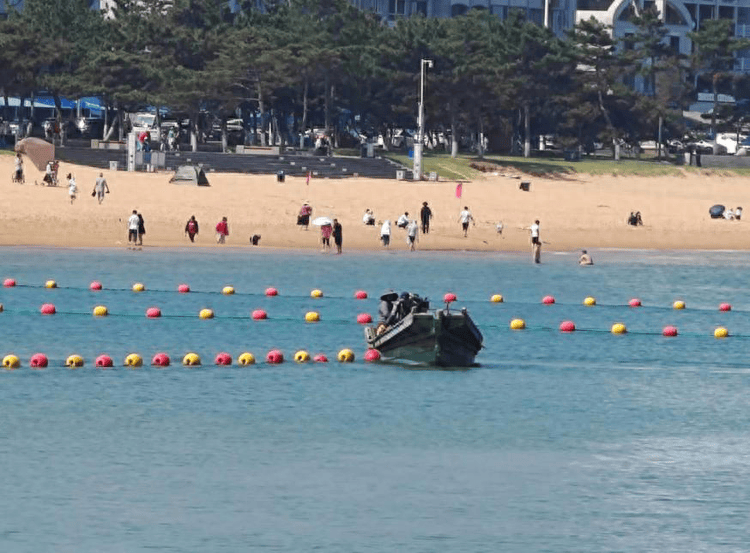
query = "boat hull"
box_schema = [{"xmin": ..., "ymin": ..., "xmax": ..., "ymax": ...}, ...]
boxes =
[{"xmin": 365, "ymin": 309, "xmax": 483, "ymax": 367}]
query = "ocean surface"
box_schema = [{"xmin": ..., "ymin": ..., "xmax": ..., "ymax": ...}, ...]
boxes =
[{"xmin": 1, "ymin": 246, "xmax": 750, "ymax": 552}]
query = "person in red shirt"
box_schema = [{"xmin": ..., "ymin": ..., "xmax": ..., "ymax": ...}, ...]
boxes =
[
  {"xmin": 215, "ymin": 217, "xmax": 229, "ymax": 244},
  {"xmin": 320, "ymin": 222, "xmax": 332, "ymax": 252}
]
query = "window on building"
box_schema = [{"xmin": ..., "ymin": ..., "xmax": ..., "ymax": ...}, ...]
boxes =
[
  {"xmin": 684, "ymin": 3, "xmax": 697, "ymax": 22},
  {"xmin": 670, "ymin": 35, "xmax": 680, "ymax": 54},
  {"xmin": 719, "ymin": 6, "xmax": 733, "ymax": 20},
  {"xmin": 491, "ymin": 4, "xmax": 508, "ymax": 18},
  {"xmin": 698, "ymin": 4, "xmax": 714, "ymax": 25},
  {"xmin": 665, "ymin": 3, "xmax": 687, "ymax": 25},
  {"xmin": 576, "ymin": 0, "xmax": 612, "ymax": 10},
  {"xmin": 451, "ymin": 3, "xmax": 468, "ymax": 16},
  {"xmin": 415, "ymin": 0, "xmax": 427, "ymax": 15}
]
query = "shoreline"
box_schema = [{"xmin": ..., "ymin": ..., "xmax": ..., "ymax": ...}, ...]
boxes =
[{"xmin": 2, "ymin": 156, "xmax": 750, "ymax": 252}]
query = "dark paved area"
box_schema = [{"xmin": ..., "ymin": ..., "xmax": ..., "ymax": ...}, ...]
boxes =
[{"xmin": 50, "ymin": 141, "xmax": 413, "ymax": 180}]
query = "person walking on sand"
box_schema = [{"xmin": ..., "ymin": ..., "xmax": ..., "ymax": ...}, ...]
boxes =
[
  {"xmin": 185, "ymin": 215, "xmax": 199, "ymax": 242},
  {"xmin": 458, "ymin": 206, "xmax": 474, "ymax": 237},
  {"xmin": 579, "ymin": 249, "xmax": 593, "ymax": 265},
  {"xmin": 216, "ymin": 217, "xmax": 229, "ymax": 244},
  {"xmin": 380, "ymin": 220, "xmax": 391, "ymax": 248},
  {"xmin": 127, "ymin": 209, "xmax": 140, "ymax": 247},
  {"xmin": 92, "ymin": 173, "xmax": 109, "ymax": 204},
  {"xmin": 526, "ymin": 219, "xmax": 541, "ymax": 263},
  {"xmin": 137, "ymin": 212, "xmax": 146, "ymax": 246},
  {"xmin": 333, "ymin": 218, "xmax": 343, "ymax": 254},
  {"xmin": 14, "ymin": 153, "xmax": 23, "ymax": 183},
  {"xmin": 67, "ymin": 173, "xmax": 77, "ymax": 204},
  {"xmin": 407, "ymin": 218, "xmax": 419, "ymax": 251},
  {"xmin": 420, "ymin": 202, "xmax": 432, "ymax": 234}
]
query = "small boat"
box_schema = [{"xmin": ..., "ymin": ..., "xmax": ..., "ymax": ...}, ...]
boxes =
[{"xmin": 364, "ymin": 293, "xmax": 483, "ymax": 367}]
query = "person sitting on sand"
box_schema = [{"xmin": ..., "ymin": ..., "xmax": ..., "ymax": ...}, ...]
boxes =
[
  {"xmin": 724, "ymin": 208, "xmax": 735, "ymax": 220},
  {"xmin": 496, "ymin": 221, "xmax": 504, "ymax": 235},
  {"xmin": 579, "ymin": 250, "xmax": 593, "ymax": 265},
  {"xmin": 736, "ymin": 207, "xmax": 743, "ymax": 221},
  {"xmin": 397, "ymin": 212, "xmax": 409, "ymax": 229},
  {"xmin": 297, "ymin": 203, "xmax": 313, "ymax": 230},
  {"xmin": 363, "ymin": 209, "xmax": 375, "ymax": 225}
]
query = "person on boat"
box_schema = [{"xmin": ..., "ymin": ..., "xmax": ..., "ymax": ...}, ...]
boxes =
[{"xmin": 377, "ymin": 291, "xmax": 399, "ymax": 335}]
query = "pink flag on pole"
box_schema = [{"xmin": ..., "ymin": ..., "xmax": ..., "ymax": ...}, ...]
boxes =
[
  {"xmin": 455, "ymin": 182, "xmax": 463, "ymax": 198},
  {"xmin": 306, "ymin": 172, "xmax": 311, "ymax": 185}
]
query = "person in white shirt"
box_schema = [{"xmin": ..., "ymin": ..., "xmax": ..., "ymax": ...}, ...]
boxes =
[
  {"xmin": 406, "ymin": 219, "xmax": 419, "ymax": 251},
  {"xmin": 527, "ymin": 219, "xmax": 541, "ymax": 263},
  {"xmin": 724, "ymin": 208, "xmax": 735, "ymax": 220},
  {"xmin": 127, "ymin": 209, "xmax": 140, "ymax": 246},
  {"xmin": 735, "ymin": 206, "xmax": 743, "ymax": 221},
  {"xmin": 496, "ymin": 221, "xmax": 504, "ymax": 235},
  {"xmin": 458, "ymin": 206, "xmax": 474, "ymax": 237},
  {"xmin": 67, "ymin": 173, "xmax": 77, "ymax": 204},
  {"xmin": 363, "ymin": 209, "xmax": 375, "ymax": 225},
  {"xmin": 396, "ymin": 212, "xmax": 409, "ymax": 229},
  {"xmin": 579, "ymin": 250, "xmax": 593, "ymax": 265},
  {"xmin": 380, "ymin": 220, "xmax": 391, "ymax": 248}
]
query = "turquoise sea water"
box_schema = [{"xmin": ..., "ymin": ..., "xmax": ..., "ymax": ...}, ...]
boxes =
[{"xmin": 1, "ymin": 247, "xmax": 750, "ymax": 552}]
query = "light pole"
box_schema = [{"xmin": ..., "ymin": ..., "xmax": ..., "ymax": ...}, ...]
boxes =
[{"xmin": 413, "ymin": 58, "xmax": 433, "ymax": 181}]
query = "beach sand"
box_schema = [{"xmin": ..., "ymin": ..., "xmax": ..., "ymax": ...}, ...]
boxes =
[{"xmin": 1, "ymin": 155, "xmax": 748, "ymax": 252}]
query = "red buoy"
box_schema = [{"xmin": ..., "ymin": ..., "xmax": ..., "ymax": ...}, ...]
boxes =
[
  {"xmin": 313, "ymin": 354, "xmax": 329, "ymax": 363},
  {"xmin": 146, "ymin": 307, "xmax": 162, "ymax": 318},
  {"xmin": 719, "ymin": 302, "xmax": 732, "ymax": 312},
  {"xmin": 3, "ymin": 278, "xmax": 16, "ymax": 287},
  {"xmin": 215, "ymin": 352, "xmax": 232, "ymax": 366},
  {"xmin": 357, "ymin": 313, "xmax": 373, "ymax": 324},
  {"xmin": 151, "ymin": 353, "xmax": 170, "ymax": 367},
  {"xmin": 662, "ymin": 325, "xmax": 678, "ymax": 337},
  {"xmin": 40, "ymin": 303, "xmax": 56, "ymax": 315},
  {"xmin": 178, "ymin": 284, "xmax": 190, "ymax": 293},
  {"xmin": 252, "ymin": 309, "xmax": 268, "ymax": 320},
  {"xmin": 95, "ymin": 354, "xmax": 114, "ymax": 368},
  {"xmin": 364, "ymin": 349, "xmax": 381, "ymax": 362},
  {"xmin": 29, "ymin": 353, "xmax": 48, "ymax": 368},
  {"xmin": 629, "ymin": 298, "xmax": 642, "ymax": 307},
  {"xmin": 355, "ymin": 290, "xmax": 368, "ymax": 299},
  {"xmin": 266, "ymin": 349, "xmax": 284, "ymax": 364},
  {"xmin": 542, "ymin": 295, "xmax": 556, "ymax": 305},
  {"xmin": 444, "ymin": 293, "xmax": 457, "ymax": 303},
  {"xmin": 265, "ymin": 287, "xmax": 278, "ymax": 296},
  {"xmin": 559, "ymin": 320, "xmax": 576, "ymax": 332},
  {"xmin": 90, "ymin": 281, "xmax": 103, "ymax": 291}
]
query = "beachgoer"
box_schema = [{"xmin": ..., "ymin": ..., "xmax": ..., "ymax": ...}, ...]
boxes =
[
  {"xmin": 579, "ymin": 249, "xmax": 593, "ymax": 265},
  {"xmin": 42, "ymin": 160, "xmax": 54, "ymax": 185},
  {"xmin": 216, "ymin": 217, "xmax": 229, "ymax": 244},
  {"xmin": 363, "ymin": 209, "xmax": 375, "ymax": 226},
  {"xmin": 380, "ymin": 220, "xmax": 391, "ymax": 248},
  {"xmin": 724, "ymin": 208, "xmax": 735, "ymax": 220},
  {"xmin": 458, "ymin": 206, "xmax": 474, "ymax": 237},
  {"xmin": 736, "ymin": 207, "xmax": 743, "ymax": 221},
  {"xmin": 397, "ymin": 212, "xmax": 409, "ymax": 229},
  {"xmin": 496, "ymin": 221, "xmax": 504, "ymax": 235},
  {"xmin": 14, "ymin": 153, "xmax": 23, "ymax": 183},
  {"xmin": 527, "ymin": 219, "xmax": 541, "ymax": 263},
  {"xmin": 320, "ymin": 222, "xmax": 333, "ymax": 252},
  {"xmin": 185, "ymin": 215, "xmax": 199, "ymax": 242},
  {"xmin": 250, "ymin": 234, "xmax": 261, "ymax": 245},
  {"xmin": 297, "ymin": 203, "xmax": 313, "ymax": 229},
  {"xmin": 137, "ymin": 212, "xmax": 146, "ymax": 246},
  {"xmin": 407, "ymin": 219, "xmax": 419, "ymax": 251},
  {"xmin": 92, "ymin": 173, "xmax": 109, "ymax": 204},
  {"xmin": 333, "ymin": 219, "xmax": 343, "ymax": 254},
  {"xmin": 127, "ymin": 209, "xmax": 140, "ymax": 246},
  {"xmin": 420, "ymin": 202, "xmax": 432, "ymax": 234},
  {"xmin": 67, "ymin": 173, "xmax": 77, "ymax": 204},
  {"xmin": 627, "ymin": 212, "xmax": 637, "ymax": 226},
  {"xmin": 635, "ymin": 211, "xmax": 643, "ymax": 226},
  {"xmin": 377, "ymin": 291, "xmax": 399, "ymax": 334}
]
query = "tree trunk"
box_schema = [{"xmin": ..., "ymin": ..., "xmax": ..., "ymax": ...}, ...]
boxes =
[
  {"xmin": 221, "ymin": 120, "xmax": 228, "ymax": 153},
  {"xmin": 523, "ymin": 104, "xmax": 531, "ymax": 158},
  {"xmin": 477, "ymin": 115, "xmax": 484, "ymax": 159},
  {"xmin": 191, "ymin": 115, "xmax": 198, "ymax": 152},
  {"xmin": 450, "ymin": 109, "xmax": 458, "ymax": 158},
  {"xmin": 324, "ymin": 71, "xmax": 331, "ymax": 135},
  {"xmin": 258, "ymin": 84, "xmax": 267, "ymax": 147},
  {"xmin": 301, "ymin": 77, "xmax": 309, "ymax": 134},
  {"xmin": 657, "ymin": 115, "xmax": 663, "ymax": 160}
]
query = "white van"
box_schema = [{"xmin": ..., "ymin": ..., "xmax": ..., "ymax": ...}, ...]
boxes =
[{"xmin": 129, "ymin": 112, "xmax": 161, "ymax": 142}]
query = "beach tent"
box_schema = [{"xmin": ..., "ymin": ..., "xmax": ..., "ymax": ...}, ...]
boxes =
[
  {"xmin": 14, "ymin": 137, "xmax": 55, "ymax": 171},
  {"xmin": 169, "ymin": 165, "xmax": 209, "ymax": 186},
  {"xmin": 709, "ymin": 204, "xmax": 725, "ymax": 219}
]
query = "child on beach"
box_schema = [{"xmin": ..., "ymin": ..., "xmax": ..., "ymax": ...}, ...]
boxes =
[
  {"xmin": 216, "ymin": 217, "xmax": 229, "ymax": 244},
  {"xmin": 67, "ymin": 174, "xmax": 77, "ymax": 204}
]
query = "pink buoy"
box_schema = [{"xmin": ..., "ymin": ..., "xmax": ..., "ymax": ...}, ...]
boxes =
[
  {"xmin": 542, "ymin": 295, "xmax": 555, "ymax": 305},
  {"xmin": 355, "ymin": 290, "xmax": 368, "ymax": 299},
  {"xmin": 151, "ymin": 353, "xmax": 171, "ymax": 367},
  {"xmin": 719, "ymin": 302, "xmax": 732, "ymax": 312},
  {"xmin": 357, "ymin": 313, "xmax": 373, "ymax": 324},
  {"xmin": 215, "ymin": 352, "xmax": 232, "ymax": 366},
  {"xmin": 146, "ymin": 307, "xmax": 162, "ymax": 318},
  {"xmin": 313, "ymin": 354, "xmax": 329, "ymax": 363},
  {"xmin": 662, "ymin": 325, "xmax": 678, "ymax": 337},
  {"xmin": 265, "ymin": 287, "xmax": 279, "ymax": 296},
  {"xmin": 29, "ymin": 353, "xmax": 48, "ymax": 368},
  {"xmin": 178, "ymin": 284, "xmax": 190, "ymax": 293},
  {"xmin": 95, "ymin": 354, "xmax": 114, "ymax": 368},
  {"xmin": 559, "ymin": 320, "xmax": 576, "ymax": 332},
  {"xmin": 444, "ymin": 293, "xmax": 457, "ymax": 303},
  {"xmin": 629, "ymin": 298, "xmax": 642, "ymax": 307},
  {"xmin": 364, "ymin": 349, "xmax": 381, "ymax": 362},
  {"xmin": 252, "ymin": 309, "xmax": 268, "ymax": 320},
  {"xmin": 90, "ymin": 281, "xmax": 103, "ymax": 291},
  {"xmin": 266, "ymin": 350, "xmax": 284, "ymax": 364},
  {"xmin": 3, "ymin": 278, "xmax": 16, "ymax": 287},
  {"xmin": 40, "ymin": 303, "xmax": 56, "ymax": 315}
]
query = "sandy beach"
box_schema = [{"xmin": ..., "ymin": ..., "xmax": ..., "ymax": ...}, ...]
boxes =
[{"xmin": 2, "ymin": 155, "xmax": 749, "ymax": 252}]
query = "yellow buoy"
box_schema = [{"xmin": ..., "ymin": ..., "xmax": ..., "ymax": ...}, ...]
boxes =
[
  {"xmin": 45, "ymin": 280, "xmax": 57, "ymax": 289},
  {"xmin": 673, "ymin": 300, "xmax": 686, "ymax": 310},
  {"xmin": 490, "ymin": 294, "xmax": 504, "ymax": 303},
  {"xmin": 2, "ymin": 354, "xmax": 20, "ymax": 369},
  {"xmin": 222, "ymin": 286, "xmax": 235, "ymax": 295},
  {"xmin": 584, "ymin": 296, "xmax": 596, "ymax": 306},
  {"xmin": 337, "ymin": 348, "xmax": 355, "ymax": 362},
  {"xmin": 611, "ymin": 323, "xmax": 627, "ymax": 334},
  {"xmin": 182, "ymin": 352, "xmax": 201, "ymax": 366},
  {"xmin": 510, "ymin": 318, "xmax": 526, "ymax": 330},
  {"xmin": 132, "ymin": 282, "xmax": 145, "ymax": 292},
  {"xmin": 305, "ymin": 311, "xmax": 320, "ymax": 322},
  {"xmin": 124, "ymin": 353, "xmax": 143, "ymax": 367},
  {"xmin": 199, "ymin": 308, "xmax": 215, "ymax": 319},
  {"xmin": 65, "ymin": 354, "xmax": 84, "ymax": 368},
  {"xmin": 311, "ymin": 289, "xmax": 323, "ymax": 298},
  {"xmin": 294, "ymin": 350, "xmax": 311, "ymax": 363},
  {"xmin": 93, "ymin": 305, "xmax": 108, "ymax": 317},
  {"xmin": 238, "ymin": 352, "xmax": 256, "ymax": 365},
  {"xmin": 715, "ymin": 327, "xmax": 729, "ymax": 339}
]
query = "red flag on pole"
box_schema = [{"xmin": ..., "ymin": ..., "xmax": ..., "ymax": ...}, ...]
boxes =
[
  {"xmin": 455, "ymin": 182, "xmax": 463, "ymax": 198},
  {"xmin": 306, "ymin": 172, "xmax": 311, "ymax": 185}
]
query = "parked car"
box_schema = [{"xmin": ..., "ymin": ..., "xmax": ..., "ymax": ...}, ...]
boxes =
[
  {"xmin": 716, "ymin": 133, "xmax": 747, "ymax": 155},
  {"xmin": 688, "ymin": 140, "xmax": 727, "ymax": 155}
]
